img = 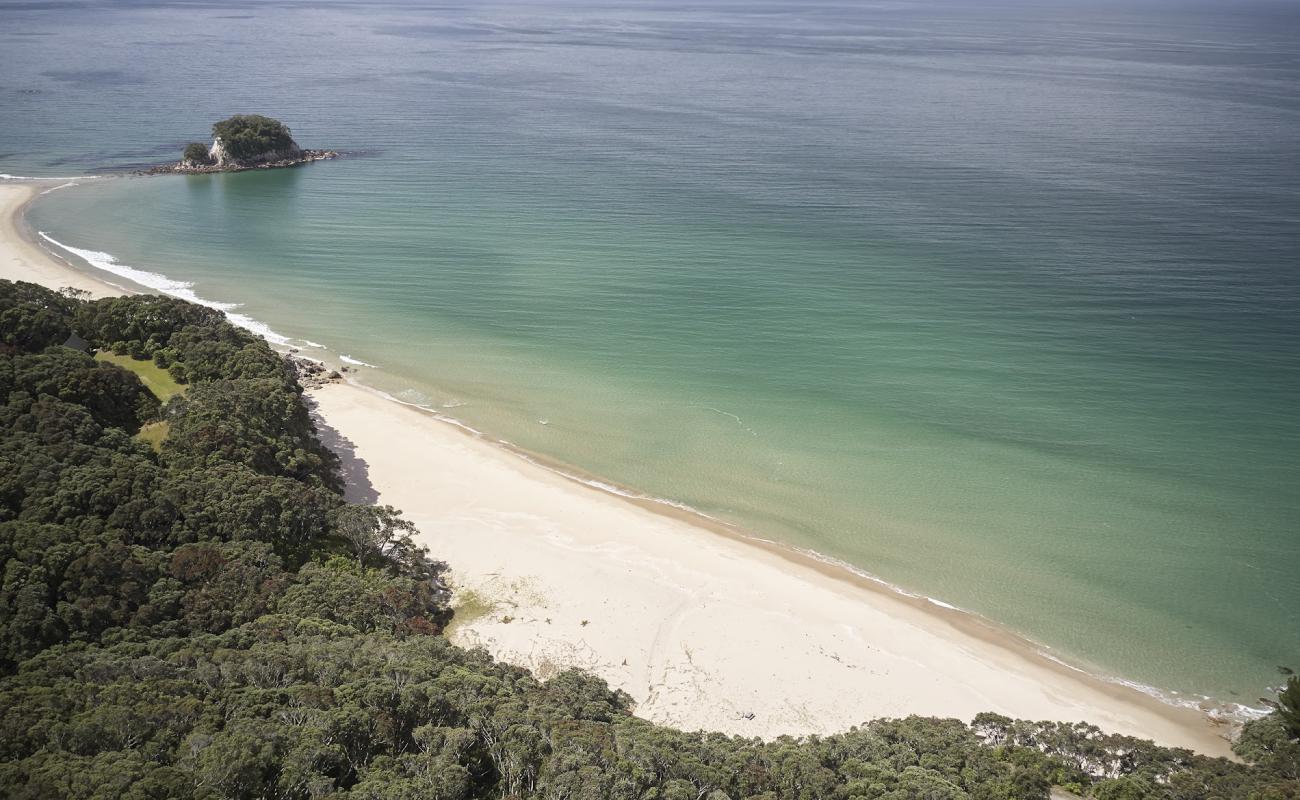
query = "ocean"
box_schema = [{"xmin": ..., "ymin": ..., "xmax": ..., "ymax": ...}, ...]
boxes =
[{"xmin": 3, "ymin": 0, "xmax": 1298, "ymax": 713}]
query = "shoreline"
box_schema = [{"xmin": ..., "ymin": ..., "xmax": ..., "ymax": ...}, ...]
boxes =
[
  {"xmin": 359, "ymin": 384, "xmax": 1245, "ymax": 729},
  {"xmin": 0, "ymin": 178, "xmax": 1237, "ymax": 756},
  {"xmin": 0, "ymin": 181, "xmax": 125, "ymax": 298}
]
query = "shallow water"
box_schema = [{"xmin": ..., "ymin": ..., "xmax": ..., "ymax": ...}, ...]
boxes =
[{"xmin": 4, "ymin": 0, "xmax": 1299, "ymax": 709}]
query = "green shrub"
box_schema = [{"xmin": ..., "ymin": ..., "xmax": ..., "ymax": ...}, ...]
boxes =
[{"xmin": 181, "ymin": 142, "xmax": 210, "ymax": 164}]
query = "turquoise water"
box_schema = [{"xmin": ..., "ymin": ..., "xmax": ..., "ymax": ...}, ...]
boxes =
[{"xmin": 4, "ymin": 0, "xmax": 1299, "ymax": 710}]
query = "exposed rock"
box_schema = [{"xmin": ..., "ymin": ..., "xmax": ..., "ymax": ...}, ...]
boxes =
[
  {"xmin": 285, "ymin": 354, "xmax": 343, "ymax": 389},
  {"xmin": 140, "ymin": 149, "xmax": 339, "ymax": 176},
  {"xmin": 208, "ymin": 135, "xmax": 299, "ymax": 168}
]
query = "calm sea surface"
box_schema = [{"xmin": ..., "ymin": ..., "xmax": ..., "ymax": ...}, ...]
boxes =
[{"xmin": 3, "ymin": 0, "xmax": 1298, "ymax": 711}]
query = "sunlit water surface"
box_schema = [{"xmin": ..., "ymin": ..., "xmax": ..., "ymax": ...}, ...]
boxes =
[{"xmin": 4, "ymin": 0, "xmax": 1298, "ymax": 711}]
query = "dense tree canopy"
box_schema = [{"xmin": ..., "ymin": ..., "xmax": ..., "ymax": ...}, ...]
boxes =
[
  {"xmin": 183, "ymin": 142, "xmax": 213, "ymax": 165},
  {"xmin": 0, "ymin": 280, "xmax": 77, "ymax": 351},
  {"xmin": 210, "ymin": 115, "xmax": 298, "ymax": 160},
  {"xmin": 1, "ymin": 279, "xmax": 1296, "ymax": 799}
]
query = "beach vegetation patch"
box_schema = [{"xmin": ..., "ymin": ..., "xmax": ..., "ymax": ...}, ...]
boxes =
[{"xmin": 445, "ymin": 587, "xmax": 496, "ymax": 635}]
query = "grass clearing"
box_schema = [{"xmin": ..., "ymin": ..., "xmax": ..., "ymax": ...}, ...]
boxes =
[
  {"xmin": 94, "ymin": 351, "xmax": 186, "ymax": 401},
  {"xmin": 136, "ymin": 421, "xmax": 170, "ymax": 452},
  {"xmin": 444, "ymin": 588, "xmax": 497, "ymax": 637}
]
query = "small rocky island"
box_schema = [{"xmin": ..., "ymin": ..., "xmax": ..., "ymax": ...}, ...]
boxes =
[{"xmin": 143, "ymin": 114, "xmax": 338, "ymax": 174}]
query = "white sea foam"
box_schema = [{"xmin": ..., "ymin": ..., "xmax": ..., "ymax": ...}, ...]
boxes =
[
  {"xmin": 363, "ymin": 386, "xmax": 487, "ymax": 436},
  {"xmin": 38, "ymin": 232, "xmax": 294, "ymax": 346},
  {"xmin": 1114, "ymin": 677, "xmax": 1269, "ymax": 721},
  {"xmin": 299, "ymin": 339, "xmax": 326, "ymax": 349},
  {"xmin": 39, "ymin": 181, "xmax": 81, "ymax": 195},
  {"xmin": 394, "ymin": 388, "xmax": 433, "ymax": 407},
  {"xmin": 340, "ymin": 354, "xmax": 379, "ymax": 368},
  {"xmin": 1, "ymin": 173, "xmax": 95, "ymax": 182},
  {"xmin": 543, "ymin": 469, "xmax": 711, "ymax": 516}
]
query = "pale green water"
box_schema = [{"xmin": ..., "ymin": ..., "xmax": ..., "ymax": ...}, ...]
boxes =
[{"xmin": 5, "ymin": 0, "xmax": 1299, "ymax": 711}]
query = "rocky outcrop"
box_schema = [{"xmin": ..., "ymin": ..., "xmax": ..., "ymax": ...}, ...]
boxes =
[
  {"xmin": 208, "ymin": 135, "xmax": 300, "ymax": 168},
  {"xmin": 285, "ymin": 354, "xmax": 343, "ymax": 389},
  {"xmin": 142, "ymin": 116, "xmax": 339, "ymax": 175},
  {"xmin": 141, "ymin": 148, "xmax": 339, "ymax": 175}
]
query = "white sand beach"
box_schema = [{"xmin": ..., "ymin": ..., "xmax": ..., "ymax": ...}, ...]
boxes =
[
  {"xmin": 308, "ymin": 382, "xmax": 1233, "ymax": 755},
  {"xmin": 0, "ymin": 179, "xmax": 1234, "ymax": 756}
]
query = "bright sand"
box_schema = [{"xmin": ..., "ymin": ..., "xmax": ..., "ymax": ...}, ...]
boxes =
[{"xmin": 0, "ymin": 180, "xmax": 1234, "ymax": 756}]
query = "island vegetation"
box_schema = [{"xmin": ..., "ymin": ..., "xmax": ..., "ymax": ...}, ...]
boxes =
[
  {"xmin": 210, "ymin": 114, "xmax": 299, "ymax": 162},
  {"xmin": 152, "ymin": 115, "xmax": 337, "ymax": 174},
  {"xmin": 182, "ymin": 142, "xmax": 212, "ymax": 166},
  {"xmin": 0, "ymin": 278, "xmax": 1297, "ymax": 799}
]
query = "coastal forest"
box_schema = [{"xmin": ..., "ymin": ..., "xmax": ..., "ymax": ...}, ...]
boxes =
[{"xmin": 0, "ymin": 279, "xmax": 1297, "ymax": 799}]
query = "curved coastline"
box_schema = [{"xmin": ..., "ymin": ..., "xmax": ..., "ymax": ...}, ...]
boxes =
[
  {"xmin": 1, "ymin": 179, "xmax": 125, "ymax": 299},
  {"xmin": 0, "ymin": 177, "xmax": 1239, "ymax": 756},
  {"xmin": 365, "ymin": 381, "xmax": 1256, "ymax": 722}
]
